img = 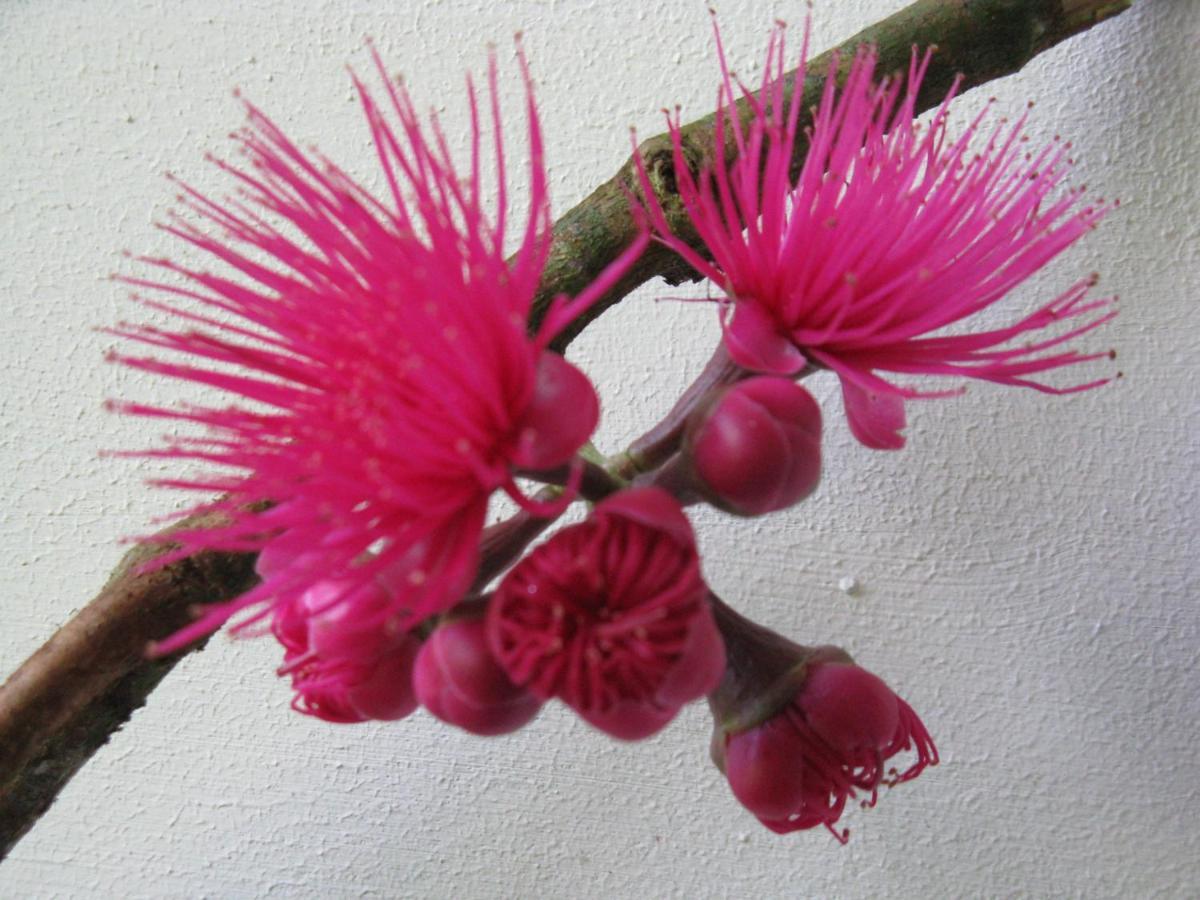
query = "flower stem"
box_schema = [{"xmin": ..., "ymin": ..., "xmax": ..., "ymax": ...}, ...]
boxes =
[
  {"xmin": 707, "ymin": 593, "xmax": 851, "ymax": 734},
  {"xmin": 619, "ymin": 342, "xmax": 743, "ymax": 477}
]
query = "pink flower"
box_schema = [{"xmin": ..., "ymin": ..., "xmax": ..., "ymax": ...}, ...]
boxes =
[
  {"xmin": 271, "ymin": 580, "xmax": 421, "ymax": 724},
  {"xmin": 108, "ymin": 45, "xmax": 646, "ymax": 671},
  {"xmin": 414, "ymin": 615, "xmax": 541, "ymax": 736},
  {"xmin": 487, "ymin": 488, "xmax": 725, "ymax": 739},
  {"xmin": 708, "ymin": 599, "xmax": 937, "ymax": 842},
  {"xmin": 637, "ymin": 24, "xmax": 1116, "ymax": 449},
  {"xmin": 684, "ymin": 375, "xmax": 821, "ymax": 515}
]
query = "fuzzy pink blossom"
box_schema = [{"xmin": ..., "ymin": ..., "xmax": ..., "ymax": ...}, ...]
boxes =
[
  {"xmin": 107, "ymin": 45, "xmax": 646, "ymax": 677},
  {"xmin": 637, "ymin": 24, "xmax": 1116, "ymax": 449},
  {"xmin": 487, "ymin": 487, "xmax": 725, "ymax": 740},
  {"xmin": 708, "ymin": 600, "xmax": 937, "ymax": 842}
]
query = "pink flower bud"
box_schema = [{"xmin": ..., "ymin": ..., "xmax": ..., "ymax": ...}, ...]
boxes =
[
  {"xmin": 270, "ymin": 576, "xmax": 420, "ymax": 724},
  {"xmin": 281, "ymin": 634, "xmax": 420, "ymax": 724},
  {"xmin": 343, "ymin": 637, "xmax": 422, "ymax": 721},
  {"xmin": 685, "ymin": 376, "xmax": 821, "ymax": 516},
  {"xmin": 509, "ymin": 349, "xmax": 600, "ymax": 471},
  {"xmin": 488, "ymin": 487, "xmax": 725, "ymax": 740},
  {"xmin": 708, "ymin": 599, "xmax": 937, "ymax": 841},
  {"xmin": 414, "ymin": 616, "xmax": 541, "ymax": 736},
  {"xmin": 301, "ymin": 579, "xmax": 396, "ymax": 660}
]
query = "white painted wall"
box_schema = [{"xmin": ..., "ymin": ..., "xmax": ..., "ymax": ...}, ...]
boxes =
[{"xmin": 2, "ymin": 0, "xmax": 1197, "ymax": 896}]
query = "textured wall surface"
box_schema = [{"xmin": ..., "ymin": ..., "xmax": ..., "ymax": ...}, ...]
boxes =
[{"xmin": 2, "ymin": 0, "xmax": 1198, "ymax": 896}]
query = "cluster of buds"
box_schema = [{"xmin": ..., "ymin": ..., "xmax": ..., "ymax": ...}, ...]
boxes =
[{"xmin": 110, "ymin": 15, "xmax": 1117, "ymax": 841}]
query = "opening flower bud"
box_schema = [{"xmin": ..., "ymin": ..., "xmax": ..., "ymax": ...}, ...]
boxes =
[
  {"xmin": 708, "ymin": 597, "xmax": 937, "ymax": 841},
  {"xmin": 684, "ymin": 376, "xmax": 821, "ymax": 516},
  {"xmin": 488, "ymin": 487, "xmax": 725, "ymax": 740},
  {"xmin": 414, "ymin": 615, "xmax": 541, "ymax": 736},
  {"xmin": 270, "ymin": 577, "xmax": 421, "ymax": 724},
  {"xmin": 278, "ymin": 631, "xmax": 421, "ymax": 724},
  {"xmin": 342, "ymin": 637, "xmax": 422, "ymax": 721}
]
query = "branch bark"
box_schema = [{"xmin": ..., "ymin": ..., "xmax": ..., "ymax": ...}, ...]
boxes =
[{"xmin": 0, "ymin": 0, "xmax": 1131, "ymax": 863}]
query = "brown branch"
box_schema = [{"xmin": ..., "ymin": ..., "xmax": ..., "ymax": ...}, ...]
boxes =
[
  {"xmin": 0, "ymin": 510, "xmax": 259, "ymax": 859},
  {"xmin": 0, "ymin": 0, "xmax": 1131, "ymax": 862}
]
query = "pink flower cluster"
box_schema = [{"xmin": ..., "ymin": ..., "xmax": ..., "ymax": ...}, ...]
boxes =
[
  {"xmin": 111, "ymin": 48, "xmax": 643, "ymax": 719},
  {"xmin": 108, "ymin": 17, "xmax": 1118, "ymax": 840}
]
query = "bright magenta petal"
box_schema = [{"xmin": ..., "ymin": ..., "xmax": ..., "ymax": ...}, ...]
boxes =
[
  {"xmin": 510, "ymin": 350, "xmax": 599, "ymax": 471},
  {"xmin": 841, "ymin": 379, "xmax": 907, "ymax": 450},
  {"xmin": 722, "ymin": 301, "xmax": 807, "ymax": 376}
]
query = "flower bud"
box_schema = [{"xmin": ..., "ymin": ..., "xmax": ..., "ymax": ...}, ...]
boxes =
[
  {"xmin": 271, "ymin": 577, "xmax": 420, "ymax": 724},
  {"xmin": 488, "ymin": 487, "xmax": 725, "ymax": 740},
  {"xmin": 301, "ymin": 579, "xmax": 396, "ymax": 660},
  {"xmin": 279, "ymin": 634, "xmax": 420, "ymax": 724},
  {"xmin": 414, "ymin": 615, "xmax": 541, "ymax": 736},
  {"xmin": 342, "ymin": 637, "xmax": 421, "ymax": 721},
  {"xmin": 684, "ymin": 376, "xmax": 821, "ymax": 516},
  {"xmin": 708, "ymin": 598, "xmax": 936, "ymax": 841},
  {"xmin": 509, "ymin": 349, "xmax": 600, "ymax": 471}
]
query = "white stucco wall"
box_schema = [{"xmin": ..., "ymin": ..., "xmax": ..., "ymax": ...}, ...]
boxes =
[{"xmin": 2, "ymin": 0, "xmax": 1197, "ymax": 896}]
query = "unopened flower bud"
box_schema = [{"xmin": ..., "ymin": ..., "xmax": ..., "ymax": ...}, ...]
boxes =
[
  {"xmin": 684, "ymin": 376, "xmax": 821, "ymax": 516},
  {"xmin": 708, "ymin": 597, "xmax": 936, "ymax": 841},
  {"xmin": 488, "ymin": 487, "xmax": 725, "ymax": 740},
  {"xmin": 415, "ymin": 615, "xmax": 541, "ymax": 736}
]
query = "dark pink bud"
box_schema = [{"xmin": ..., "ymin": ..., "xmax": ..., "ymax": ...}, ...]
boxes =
[
  {"xmin": 685, "ymin": 376, "xmax": 821, "ymax": 516},
  {"xmin": 724, "ymin": 713, "xmax": 811, "ymax": 821},
  {"xmin": 509, "ymin": 349, "xmax": 600, "ymax": 471},
  {"xmin": 801, "ymin": 662, "xmax": 902, "ymax": 759},
  {"xmin": 343, "ymin": 636, "xmax": 421, "ymax": 721},
  {"xmin": 270, "ymin": 574, "xmax": 420, "ymax": 724},
  {"xmin": 708, "ymin": 598, "xmax": 937, "ymax": 841},
  {"xmin": 302, "ymin": 579, "xmax": 396, "ymax": 660},
  {"xmin": 414, "ymin": 616, "xmax": 541, "ymax": 736},
  {"xmin": 281, "ymin": 633, "xmax": 420, "ymax": 724},
  {"xmin": 488, "ymin": 487, "xmax": 725, "ymax": 740}
]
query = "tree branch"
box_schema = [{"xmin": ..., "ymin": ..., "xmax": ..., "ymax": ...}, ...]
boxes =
[{"xmin": 0, "ymin": 0, "xmax": 1131, "ymax": 862}]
